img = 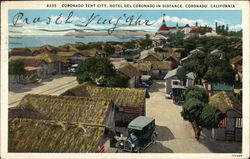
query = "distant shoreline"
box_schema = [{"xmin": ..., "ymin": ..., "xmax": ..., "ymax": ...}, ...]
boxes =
[
  {"xmin": 9, "ymin": 31, "xmax": 156, "ymax": 37},
  {"xmin": 8, "ymin": 33, "xmax": 147, "ymax": 49},
  {"xmin": 65, "ymin": 31, "xmax": 155, "ymax": 37}
]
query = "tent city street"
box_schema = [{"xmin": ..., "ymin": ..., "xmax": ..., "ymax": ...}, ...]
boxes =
[{"xmin": 8, "ymin": 10, "xmax": 242, "ymax": 153}]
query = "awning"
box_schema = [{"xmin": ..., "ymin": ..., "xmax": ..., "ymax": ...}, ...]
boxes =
[{"xmin": 25, "ymin": 66, "xmax": 38, "ymax": 71}]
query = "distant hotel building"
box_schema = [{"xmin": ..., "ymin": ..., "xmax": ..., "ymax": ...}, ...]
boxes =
[{"xmin": 155, "ymin": 14, "xmax": 213, "ymax": 39}]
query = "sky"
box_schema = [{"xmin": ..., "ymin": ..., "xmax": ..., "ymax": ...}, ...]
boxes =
[{"xmin": 8, "ymin": 10, "xmax": 242, "ymax": 35}]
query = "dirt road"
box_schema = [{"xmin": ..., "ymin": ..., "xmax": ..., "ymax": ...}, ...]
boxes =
[
  {"xmin": 8, "ymin": 75, "xmax": 78, "ymax": 107},
  {"xmin": 144, "ymin": 81, "xmax": 241, "ymax": 153}
]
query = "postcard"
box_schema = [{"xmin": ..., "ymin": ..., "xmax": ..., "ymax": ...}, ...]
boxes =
[{"xmin": 1, "ymin": 0, "xmax": 249, "ymax": 159}]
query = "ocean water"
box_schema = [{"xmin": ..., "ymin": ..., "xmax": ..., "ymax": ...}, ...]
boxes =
[{"xmin": 8, "ymin": 35, "xmax": 143, "ymax": 50}]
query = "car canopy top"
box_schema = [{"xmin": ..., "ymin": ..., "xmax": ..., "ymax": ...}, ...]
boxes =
[
  {"xmin": 172, "ymin": 85, "xmax": 186, "ymax": 90},
  {"xmin": 140, "ymin": 75, "xmax": 152, "ymax": 81},
  {"xmin": 128, "ymin": 116, "xmax": 155, "ymax": 131}
]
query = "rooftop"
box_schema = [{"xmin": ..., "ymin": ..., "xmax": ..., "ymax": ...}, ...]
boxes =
[
  {"xmin": 158, "ymin": 24, "xmax": 190, "ymax": 32},
  {"xmin": 62, "ymin": 85, "xmax": 147, "ymax": 108},
  {"xmin": 158, "ymin": 24, "xmax": 170, "ymax": 31},
  {"xmin": 164, "ymin": 67, "xmax": 195, "ymax": 80},
  {"xmin": 9, "ymin": 118, "xmax": 106, "ymax": 152},
  {"xmin": 131, "ymin": 62, "xmax": 152, "ymax": 72},
  {"xmin": 11, "ymin": 59, "xmax": 46, "ymax": 67},
  {"xmin": 10, "ymin": 48, "xmax": 32, "ymax": 56},
  {"xmin": 57, "ymin": 48, "xmax": 99, "ymax": 57},
  {"xmin": 128, "ymin": 116, "xmax": 154, "ymax": 130},
  {"xmin": 150, "ymin": 61, "xmax": 172, "ymax": 70},
  {"xmin": 11, "ymin": 94, "xmax": 112, "ymax": 124},
  {"xmin": 209, "ymin": 91, "xmax": 242, "ymax": 114},
  {"xmin": 9, "ymin": 51, "xmax": 69, "ymax": 63},
  {"xmin": 230, "ymin": 56, "xmax": 242, "ymax": 65},
  {"xmin": 164, "ymin": 54, "xmax": 181, "ymax": 62},
  {"xmin": 118, "ymin": 63, "xmax": 141, "ymax": 78},
  {"xmin": 142, "ymin": 53, "xmax": 163, "ymax": 61}
]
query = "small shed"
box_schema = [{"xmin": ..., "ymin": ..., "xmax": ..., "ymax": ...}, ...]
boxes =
[
  {"xmin": 9, "ymin": 51, "xmax": 69, "ymax": 77},
  {"xmin": 164, "ymin": 67, "xmax": 195, "ymax": 96},
  {"xmin": 57, "ymin": 49, "xmax": 98, "ymax": 64},
  {"xmin": 209, "ymin": 91, "xmax": 242, "ymax": 141},
  {"xmin": 203, "ymin": 82, "xmax": 234, "ymax": 96},
  {"xmin": 8, "ymin": 58, "xmax": 48, "ymax": 81},
  {"xmin": 164, "ymin": 53, "xmax": 181, "ymax": 68},
  {"xmin": 118, "ymin": 63, "xmax": 141, "ymax": 88},
  {"xmin": 150, "ymin": 61, "xmax": 172, "ymax": 80}
]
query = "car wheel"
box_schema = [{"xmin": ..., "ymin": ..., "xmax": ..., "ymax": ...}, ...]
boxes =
[
  {"xmin": 151, "ymin": 134, "xmax": 156, "ymax": 144},
  {"xmin": 116, "ymin": 148, "xmax": 123, "ymax": 153},
  {"xmin": 173, "ymin": 96, "xmax": 180, "ymax": 105}
]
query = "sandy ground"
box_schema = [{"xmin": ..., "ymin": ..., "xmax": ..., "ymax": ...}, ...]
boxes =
[
  {"xmin": 144, "ymin": 80, "xmax": 242, "ymax": 153},
  {"xmin": 8, "ymin": 75, "xmax": 78, "ymax": 107}
]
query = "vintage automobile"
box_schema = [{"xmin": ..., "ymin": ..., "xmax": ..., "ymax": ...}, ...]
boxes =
[
  {"xmin": 138, "ymin": 75, "xmax": 153, "ymax": 89},
  {"xmin": 140, "ymin": 75, "xmax": 153, "ymax": 86},
  {"xmin": 116, "ymin": 116, "xmax": 157, "ymax": 153},
  {"xmin": 170, "ymin": 85, "xmax": 186, "ymax": 105},
  {"xmin": 68, "ymin": 64, "xmax": 78, "ymax": 75}
]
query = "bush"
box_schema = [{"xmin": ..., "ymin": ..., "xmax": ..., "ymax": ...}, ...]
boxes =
[{"xmin": 9, "ymin": 60, "xmax": 25, "ymax": 75}]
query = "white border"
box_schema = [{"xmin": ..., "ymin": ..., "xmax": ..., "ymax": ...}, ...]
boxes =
[{"xmin": 1, "ymin": 1, "xmax": 249, "ymax": 159}]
